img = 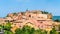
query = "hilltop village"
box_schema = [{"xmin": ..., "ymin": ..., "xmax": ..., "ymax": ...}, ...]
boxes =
[{"xmin": 0, "ymin": 10, "xmax": 60, "ymax": 33}]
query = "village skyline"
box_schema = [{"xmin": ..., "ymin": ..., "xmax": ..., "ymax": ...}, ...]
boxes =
[{"xmin": 0, "ymin": 0, "xmax": 60, "ymax": 17}]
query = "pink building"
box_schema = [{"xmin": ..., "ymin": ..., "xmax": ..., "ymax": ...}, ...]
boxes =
[{"xmin": 0, "ymin": 10, "xmax": 57, "ymax": 32}]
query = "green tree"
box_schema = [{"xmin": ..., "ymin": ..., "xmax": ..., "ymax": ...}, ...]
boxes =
[
  {"xmin": 3, "ymin": 22, "xmax": 13, "ymax": 34},
  {"xmin": 4, "ymin": 30, "xmax": 13, "ymax": 34},
  {"xmin": 41, "ymin": 30, "xmax": 47, "ymax": 34},
  {"xmin": 42, "ymin": 11, "xmax": 49, "ymax": 14},
  {"xmin": 13, "ymin": 13, "xmax": 17, "ymax": 16},
  {"xmin": 50, "ymin": 26, "xmax": 57, "ymax": 34},
  {"xmin": 58, "ymin": 25, "xmax": 60, "ymax": 34},
  {"xmin": 15, "ymin": 25, "xmax": 47, "ymax": 34},
  {"xmin": 32, "ymin": 30, "xmax": 41, "ymax": 34},
  {"xmin": 15, "ymin": 28, "xmax": 22, "ymax": 34},
  {"xmin": 15, "ymin": 25, "xmax": 31, "ymax": 34},
  {"xmin": 29, "ymin": 28, "xmax": 35, "ymax": 34},
  {"xmin": 54, "ymin": 19, "xmax": 60, "ymax": 22},
  {"xmin": 22, "ymin": 25, "xmax": 31, "ymax": 34},
  {"xmin": 0, "ymin": 25, "xmax": 3, "ymax": 32},
  {"xmin": 3, "ymin": 22, "xmax": 11, "ymax": 31}
]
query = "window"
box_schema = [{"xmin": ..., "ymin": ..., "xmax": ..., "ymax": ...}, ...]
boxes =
[
  {"xmin": 19, "ymin": 26, "xmax": 21, "ymax": 27},
  {"xmin": 22, "ymin": 17, "xmax": 25, "ymax": 19},
  {"xmin": 19, "ymin": 21, "xmax": 23, "ymax": 23},
  {"xmin": 14, "ymin": 24, "xmax": 16, "ymax": 25},
  {"xmin": 10, "ymin": 20, "xmax": 16, "ymax": 22},
  {"xmin": 29, "ymin": 15, "xmax": 31, "ymax": 17},
  {"xmin": 5, "ymin": 20, "xmax": 9, "ymax": 22},
  {"xmin": 38, "ymin": 17, "xmax": 40, "ymax": 18},
  {"xmin": 40, "ymin": 22, "xmax": 43, "ymax": 23}
]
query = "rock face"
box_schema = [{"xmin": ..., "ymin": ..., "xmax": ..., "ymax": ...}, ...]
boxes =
[{"xmin": 0, "ymin": 10, "xmax": 57, "ymax": 32}]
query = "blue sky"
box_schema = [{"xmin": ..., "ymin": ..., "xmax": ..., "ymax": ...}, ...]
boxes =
[{"xmin": 0, "ymin": 0, "xmax": 60, "ymax": 17}]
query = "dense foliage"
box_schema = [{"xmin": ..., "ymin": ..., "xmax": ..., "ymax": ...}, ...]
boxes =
[
  {"xmin": 15, "ymin": 25, "xmax": 47, "ymax": 34},
  {"xmin": 15, "ymin": 25, "xmax": 60, "ymax": 34},
  {"xmin": 0, "ymin": 22, "xmax": 60, "ymax": 34},
  {"xmin": 54, "ymin": 19, "xmax": 60, "ymax": 22},
  {"xmin": 15, "ymin": 26, "xmax": 47, "ymax": 34},
  {"xmin": 42, "ymin": 11, "xmax": 49, "ymax": 14},
  {"xmin": 0, "ymin": 22, "xmax": 13, "ymax": 34},
  {"xmin": 50, "ymin": 26, "xmax": 57, "ymax": 34}
]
